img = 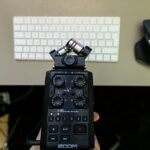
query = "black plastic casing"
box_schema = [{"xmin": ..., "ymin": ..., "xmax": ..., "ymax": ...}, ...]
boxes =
[{"xmin": 41, "ymin": 69, "xmax": 94, "ymax": 150}]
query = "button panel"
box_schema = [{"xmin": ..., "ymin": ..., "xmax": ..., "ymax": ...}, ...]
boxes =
[
  {"xmin": 48, "ymin": 113, "xmax": 88, "ymax": 123},
  {"xmin": 47, "ymin": 111, "xmax": 89, "ymax": 143}
]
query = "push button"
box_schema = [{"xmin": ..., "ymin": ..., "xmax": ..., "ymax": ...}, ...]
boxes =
[
  {"xmin": 48, "ymin": 116, "xmax": 54, "ymax": 122},
  {"xmin": 82, "ymin": 116, "xmax": 88, "ymax": 122},
  {"xmin": 60, "ymin": 135, "xmax": 70, "ymax": 142},
  {"xmin": 73, "ymin": 124, "xmax": 87, "ymax": 134},
  {"xmin": 69, "ymin": 116, "xmax": 74, "ymax": 121},
  {"xmin": 55, "ymin": 116, "xmax": 61, "ymax": 121},
  {"xmin": 48, "ymin": 135, "xmax": 58, "ymax": 142},
  {"xmin": 62, "ymin": 116, "xmax": 67, "ymax": 121},
  {"xmin": 61, "ymin": 125, "xmax": 70, "ymax": 133},
  {"xmin": 75, "ymin": 116, "xmax": 81, "ymax": 121},
  {"xmin": 49, "ymin": 125, "xmax": 58, "ymax": 133}
]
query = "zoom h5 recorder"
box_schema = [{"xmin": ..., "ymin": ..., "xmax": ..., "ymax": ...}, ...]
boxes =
[{"xmin": 41, "ymin": 39, "xmax": 94, "ymax": 150}]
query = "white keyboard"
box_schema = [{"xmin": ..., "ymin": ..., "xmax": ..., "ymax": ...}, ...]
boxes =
[{"xmin": 13, "ymin": 16, "xmax": 120, "ymax": 62}]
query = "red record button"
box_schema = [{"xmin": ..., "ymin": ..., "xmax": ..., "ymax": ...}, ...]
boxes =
[{"xmin": 73, "ymin": 124, "xmax": 87, "ymax": 134}]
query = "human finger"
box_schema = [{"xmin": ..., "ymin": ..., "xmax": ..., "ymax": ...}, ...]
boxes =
[
  {"xmin": 94, "ymin": 112, "xmax": 100, "ymax": 122},
  {"xmin": 94, "ymin": 135, "xmax": 101, "ymax": 150}
]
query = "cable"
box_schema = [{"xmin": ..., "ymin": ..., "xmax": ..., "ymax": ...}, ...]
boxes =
[
  {"xmin": 26, "ymin": 120, "xmax": 41, "ymax": 146},
  {"xmin": 11, "ymin": 86, "xmax": 34, "ymax": 103},
  {"xmin": 26, "ymin": 139, "xmax": 40, "ymax": 146}
]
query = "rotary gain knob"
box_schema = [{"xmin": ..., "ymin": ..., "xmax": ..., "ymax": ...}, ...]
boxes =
[
  {"xmin": 74, "ymin": 96, "xmax": 86, "ymax": 108},
  {"xmin": 74, "ymin": 75, "xmax": 86, "ymax": 87},
  {"xmin": 51, "ymin": 95, "xmax": 64, "ymax": 108},
  {"xmin": 53, "ymin": 75, "xmax": 64, "ymax": 87}
]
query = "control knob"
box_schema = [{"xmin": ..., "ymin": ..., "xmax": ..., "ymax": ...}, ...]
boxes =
[
  {"xmin": 51, "ymin": 95, "xmax": 64, "ymax": 108},
  {"xmin": 53, "ymin": 75, "xmax": 64, "ymax": 87},
  {"xmin": 74, "ymin": 75, "xmax": 86, "ymax": 87},
  {"xmin": 74, "ymin": 96, "xmax": 86, "ymax": 108}
]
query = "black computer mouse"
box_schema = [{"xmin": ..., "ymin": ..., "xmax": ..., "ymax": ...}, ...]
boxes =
[{"xmin": 135, "ymin": 20, "xmax": 150, "ymax": 65}]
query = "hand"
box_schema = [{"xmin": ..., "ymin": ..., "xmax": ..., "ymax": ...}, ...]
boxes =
[
  {"xmin": 30, "ymin": 112, "xmax": 100, "ymax": 150},
  {"xmin": 93, "ymin": 112, "xmax": 101, "ymax": 150}
]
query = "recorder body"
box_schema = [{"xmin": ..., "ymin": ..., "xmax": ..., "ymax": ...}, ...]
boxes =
[{"xmin": 41, "ymin": 39, "xmax": 94, "ymax": 150}]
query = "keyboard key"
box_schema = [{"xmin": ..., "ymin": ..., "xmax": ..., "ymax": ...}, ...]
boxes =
[{"xmin": 13, "ymin": 16, "xmax": 120, "ymax": 62}]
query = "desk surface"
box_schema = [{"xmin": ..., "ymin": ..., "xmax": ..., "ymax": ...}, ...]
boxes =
[{"xmin": 0, "ymin": 0, "xmax": 150, "ymax": 86}]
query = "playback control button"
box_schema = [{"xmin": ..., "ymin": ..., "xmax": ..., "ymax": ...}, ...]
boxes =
[
  {"xmin": 60, "ymin": 135, "xmax": 70, "ymax": 142},
  {"xmin": 48, "ymin": 135, "xmax": 58, "ymax": 142},
  {"xmin": 49, "ymin": 125, "xmax": 58, "ymax": 133},
  {"xmin": 61, "ymin": 125, "xmax": 70, "ymax": 133}
]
